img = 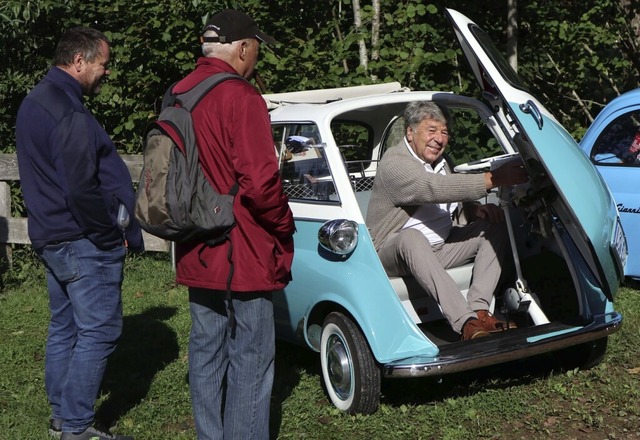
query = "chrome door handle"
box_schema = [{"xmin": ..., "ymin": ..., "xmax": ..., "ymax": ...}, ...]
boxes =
[{"xmin": 519, "ymin": 100, "xmax": 543, "ymax": 129}]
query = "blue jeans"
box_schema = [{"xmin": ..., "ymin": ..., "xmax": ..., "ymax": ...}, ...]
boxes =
[
  {"xmin": 188, "ymin": 288, "xmax": 275, "ymax": 440},
  {"xmin": 37, "ymin": 238, "xmax": 126, "ymax": 432}
]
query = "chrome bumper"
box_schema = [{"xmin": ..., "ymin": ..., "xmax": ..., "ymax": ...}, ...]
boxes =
[{"xmin": 383, "ymin": 312, "xmax": 622, "ymax": 378}]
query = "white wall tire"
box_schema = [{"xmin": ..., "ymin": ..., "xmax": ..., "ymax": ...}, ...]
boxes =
[{"xmin": 320, "ymin": 311, "xmax": 381, "ymax": 414}]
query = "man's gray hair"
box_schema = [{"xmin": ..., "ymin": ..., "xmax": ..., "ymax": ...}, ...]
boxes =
[
  {"xmin": 404, "ymin": 101, "xmax": 449, "ymax": 132},
  {"xmin": 202, "ymin": 30, "xmax": 241, "ymax": 58}
]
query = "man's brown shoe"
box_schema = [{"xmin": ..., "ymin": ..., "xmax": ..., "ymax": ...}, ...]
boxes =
[
  {"xmin": 476, "ymin": 310, "xmax": 517, "ymax": 333},
  {"xmin": 462, "ymin": 318, "xmax": 491, "ymax": 341}
]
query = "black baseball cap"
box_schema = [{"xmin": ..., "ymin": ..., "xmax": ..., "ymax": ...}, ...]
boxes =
[{"xmin": 200, "ymin": 9, "xmax": 276, "ymax": 44}]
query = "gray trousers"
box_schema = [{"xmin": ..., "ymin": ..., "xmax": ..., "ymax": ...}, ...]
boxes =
[{"xmin": 378, "ymin": 219, "xmax": 509, "ymax": 333}]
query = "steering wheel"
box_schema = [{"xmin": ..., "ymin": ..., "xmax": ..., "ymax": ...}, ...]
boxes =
[{"xmin": 453, "ymin": 152, "xmax": 520, "ymax": 173}]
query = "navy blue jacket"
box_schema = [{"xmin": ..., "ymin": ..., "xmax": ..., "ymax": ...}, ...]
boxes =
[{"xmin": 15, "ymin": 67, "xmax": 143, "ymax": 251}]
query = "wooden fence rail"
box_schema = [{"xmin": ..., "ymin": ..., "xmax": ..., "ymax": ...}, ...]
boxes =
[{"xmin": 0, "ymin": 153, "xmax": 169, "ymax": 267}]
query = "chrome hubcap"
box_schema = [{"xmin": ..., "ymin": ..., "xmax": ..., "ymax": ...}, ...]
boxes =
[{"xmin": 326, "ymin": 334, "xmax": 352, "ymax": 400}]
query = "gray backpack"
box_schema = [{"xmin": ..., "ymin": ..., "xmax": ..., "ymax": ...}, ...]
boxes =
[{"xmin": 135, "ymin": 73, "xmax": 244, "ymax": 246}]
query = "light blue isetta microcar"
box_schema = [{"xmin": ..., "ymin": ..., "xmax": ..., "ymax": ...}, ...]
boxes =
[{"xmin": 265, "ymin": 9, "xmax": 627, "ymax": 414}]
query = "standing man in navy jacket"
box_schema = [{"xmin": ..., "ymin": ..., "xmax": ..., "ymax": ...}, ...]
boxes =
[
  {"xmin": 15, "ymin": 27, "xmax": 142, "ymax": 440},
  {"xmin": 173, "ymin": 9, "xmax": 295, "ymax": 440}
]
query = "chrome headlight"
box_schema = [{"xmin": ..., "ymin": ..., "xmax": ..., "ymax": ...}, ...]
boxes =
[
  {"xmin": 612, "ymin": 217, "xmax": 628, "ymax": 276},
  {"xmin": 318, "ymin": 219, "xmax": 359, "ymax": 255}
]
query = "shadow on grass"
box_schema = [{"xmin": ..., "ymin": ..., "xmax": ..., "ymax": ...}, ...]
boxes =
[
  {"xmin": 623, "ymin": 277, "xmax": 640, "ymax": 290},
  {"xmin": 379, "ymin": 351, "xmax": 564, "ymax": 408},
  {"xmin": 96, "ymin": 306, "xmax": 180, "ymax": 429},
  {"xmin": 270, "ymin": 340, "xmax": 320, "ymax": 438}
]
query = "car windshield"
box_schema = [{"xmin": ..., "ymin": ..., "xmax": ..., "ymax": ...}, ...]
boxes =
[{"xmin": 470, "ymin": 23, "xmax": 529, "ymax": 92}]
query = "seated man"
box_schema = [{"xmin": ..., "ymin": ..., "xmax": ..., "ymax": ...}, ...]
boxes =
[{"xmin": 366, "ymin": 101, "xmax": 529, "ymax": 341}]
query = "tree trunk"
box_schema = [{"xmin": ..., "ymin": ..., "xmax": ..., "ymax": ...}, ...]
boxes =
[
  {"xmin": 352, "ymin": 0, "xmax": 369, "ymax": 71},
  {"xmin": 370, "ymin": 0, "xmax": 380, "ymax": 81},
  {"xmin": 507, "ymin": 0, "xmax": 518, "ymax": 72},
  {"xmin": 371, "ymin": 0, "xmax": 380, "ymax": 62}
]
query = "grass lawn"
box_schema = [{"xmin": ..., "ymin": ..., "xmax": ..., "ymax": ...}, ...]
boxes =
[{"xmin": 1, "ymin": 253, "xmax": 639, "ymax": 439}]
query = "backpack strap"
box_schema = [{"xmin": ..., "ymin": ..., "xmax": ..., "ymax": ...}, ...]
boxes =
[
  {"xmin": 173, "ymin": 72, "xmax": 247, "ymax": 112},
  {"xmin": 161, "ymin": 72, "xmax": 247, "ymax": 112},
  {"xmin": 160, "ymin": 80, "xmax": 179, "ymax": 110}
]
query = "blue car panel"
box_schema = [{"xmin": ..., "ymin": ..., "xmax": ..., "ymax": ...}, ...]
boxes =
[
  {"xmin": 512, "ymin": 104, "xmax": 621, "ymax": 294},
  {"xmin": 580, "ymin": 89, "xmax": 640, "ymax": 279}
]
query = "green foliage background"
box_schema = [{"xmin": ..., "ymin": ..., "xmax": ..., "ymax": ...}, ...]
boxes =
[{"xmin": 1, "ymin": 0, "xmax": 639, "ymax": 155}]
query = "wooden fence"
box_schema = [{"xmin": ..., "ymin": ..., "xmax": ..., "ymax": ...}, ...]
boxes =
[{"xmin": 0, "ymin": 153, "xmax": 169, "ymax": 268}]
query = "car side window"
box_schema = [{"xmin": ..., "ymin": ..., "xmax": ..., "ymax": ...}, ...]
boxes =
[
  {"xmin": 329, "ymin": 120, "xmax": 377, "ymax": 211},
  {"xmin": 330, "ymin": 120, "xmax": 374, "ymax": 177},
  {"xmin": 380, "ymin": 115, "xmax": 404, "ymax": 159},
  {"xmin": 591, "ymin": 111, "xmax": 640, "ymax": 165},
  {"xmin": 273, "ymin": 123, "xmax": 337, "ymax": 202}
]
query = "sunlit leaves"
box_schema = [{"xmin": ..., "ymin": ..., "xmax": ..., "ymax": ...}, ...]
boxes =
[{"xmin": 1, "ymin": 0, "xmax": 639, "ymax": 154}]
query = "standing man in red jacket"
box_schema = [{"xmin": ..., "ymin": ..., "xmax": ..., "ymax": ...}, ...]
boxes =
[{"xmin": 172, "ymin": 9, "xmax": 295, "ymax": 440}]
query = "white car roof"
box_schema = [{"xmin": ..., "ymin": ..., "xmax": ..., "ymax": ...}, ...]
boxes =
[
  {"xmin": 264, "ymin": 83, "xmax": 488, "ymax": 125},
  {"xmin": 262, "ymin": 82, "xmax": 407, "ymax": 110}
]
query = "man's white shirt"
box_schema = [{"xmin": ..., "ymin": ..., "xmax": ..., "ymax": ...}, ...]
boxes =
[{"xmin": 402, "ymin": 138, "xmax": 457, "ymax": 246}]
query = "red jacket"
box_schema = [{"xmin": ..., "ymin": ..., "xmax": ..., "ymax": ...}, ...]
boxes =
[{"xmin": 174, "ymin": 58, "xmax": 295, "ymax": 292}]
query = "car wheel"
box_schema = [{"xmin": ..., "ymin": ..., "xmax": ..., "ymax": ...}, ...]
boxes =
[
  {"xmin": 320, "ymin": 311, "xmax": 381, "ymax": 414},
  {"xmin": 554, "ymin": 337, "xmax": 608, "ymax": 371}
]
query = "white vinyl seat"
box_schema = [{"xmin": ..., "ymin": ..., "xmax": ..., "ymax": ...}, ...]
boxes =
[{"xmin": 357, "ymin": 189, "xmax": 493, "ymax": 324}]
